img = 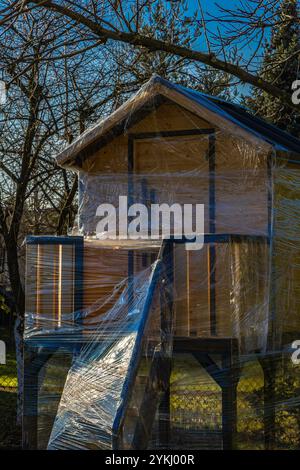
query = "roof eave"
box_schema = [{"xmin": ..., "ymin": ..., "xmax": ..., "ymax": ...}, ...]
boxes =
[
  {"xmin": 56, "ymin": 76, "xmax": 276, "ymax": 170},
  {"xmin": 56, "ymin": 78, "xmax": 163, "ymax": 169}
]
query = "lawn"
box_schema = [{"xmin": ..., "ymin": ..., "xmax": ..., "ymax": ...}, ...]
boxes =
[
  {"xmin": 0, "ymin": 332, "xmax": 21, "ymax": 449},
  {"xmin": 0, "ymin": 350, "xmax": 18, "ymax": 389},
  {"xmin": 0, "ymin": 389, "xmax": 21, "ymax": 449},
  {"xmin": 0, "ymin": 341, "xmax": 299, "ymax": 450}
]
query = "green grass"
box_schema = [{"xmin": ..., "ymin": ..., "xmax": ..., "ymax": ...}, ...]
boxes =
[
  {"xmin": 0, "ymin": 343, "xmax": 298, "ymax": 450},
  {"xmin": 0, "ymin": 332, "xmax": 20, "ymax": 449},
  {"xmin": 0, "ymin": 389, "xmax": 21, "ymax": 449},
  {"xmin": 0, "ymin": 350, "xmax": 18, "ymax": 389}
]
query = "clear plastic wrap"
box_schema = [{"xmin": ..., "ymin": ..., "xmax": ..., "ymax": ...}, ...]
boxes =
[{"xmin": 23, "ymin": 76, "xmax": 300, "ymax": 450}]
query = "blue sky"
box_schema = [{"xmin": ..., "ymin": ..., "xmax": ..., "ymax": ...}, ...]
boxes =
[
  {"xmin": 186, "ymin": 0, "xmax": 269, "ymax": 65},
  {"xmin": 183, "ymin": 0, "xmax": 272, "ymax": 97}
]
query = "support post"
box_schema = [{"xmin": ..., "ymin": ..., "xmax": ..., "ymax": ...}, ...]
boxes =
[
  {"xmin": 22, "ymin": 349, "xmax": 52, "ymax": 449},
  {"xmin": 158, "ymin": 386, "xmax": 170, "ymax": 449},
  {"xmin": 258, "ymin": 354, "xmax": 278, "ymax": 450},
  {"xmin": 221, "ymin": 341, "xmax": 239, "ymax": 450},
  {"xmin": 221, "ymin": 361, "xmax": 238, "ymax": 450}
]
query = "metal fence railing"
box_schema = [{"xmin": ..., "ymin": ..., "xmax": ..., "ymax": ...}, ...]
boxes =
[
  {"xmin": 0, "ymin": 323, "xmax": 20, "ymax": 449},
  {"xmin": 168, "ymin": 356, "xmax": 300, "ymax": 450},
  {"xmin": 1, "ymin": 319, "xmax": 299, "ymax": 450}
]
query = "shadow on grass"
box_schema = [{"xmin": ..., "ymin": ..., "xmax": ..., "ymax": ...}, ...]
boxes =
[{"xmin": 0, "ymin": 389, "xmax": 21, "ymax": 449}]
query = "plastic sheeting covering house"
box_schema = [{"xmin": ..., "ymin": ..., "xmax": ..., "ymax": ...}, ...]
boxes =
[{"xmin": 23, "ymin": 76, "xmax": 300, "ymax": 450}]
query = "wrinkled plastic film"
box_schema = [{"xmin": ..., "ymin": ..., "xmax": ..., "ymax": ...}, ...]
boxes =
[
  {"xmin": 23, "ymin": 76, "xmax": 300, "ymax": 450},
  {"xmin": 77, "ymin": 135, "xmax": 269, "ymax": 239},
  {"xmin": 24, "ymin": 243, "xmax": 174, "ymax": 449},
  {"xmin": 24, "ymin": 238, "xmax": 273, "ymax": 450},
  {"xmin": 47, "ymin": 260, "xmax": 172, "ymax": 450}
]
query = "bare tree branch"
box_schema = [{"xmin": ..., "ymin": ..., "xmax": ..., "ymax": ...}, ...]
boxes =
[{"xmin": 21, "ymin": 0, "xmax": 300, "ymax": 110}]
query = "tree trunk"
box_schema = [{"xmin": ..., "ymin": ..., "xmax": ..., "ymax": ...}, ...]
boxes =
[
  {"xmin": 5, "ymin": 237, "xmax": 25, "ymax": 425},
  {"xmin": 56, "ymin": 176, "xmax": 78, "ymax": 235}
]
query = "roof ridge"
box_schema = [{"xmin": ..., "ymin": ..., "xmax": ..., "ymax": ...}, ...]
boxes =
[{"xmin": 55, "ymin": 75, "xmax": 300, "ymax": 168}]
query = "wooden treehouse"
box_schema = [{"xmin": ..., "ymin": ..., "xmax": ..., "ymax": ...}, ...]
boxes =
[{"xmin": 23, "ymin": 76, "xmax": 300, "ymax": 450}]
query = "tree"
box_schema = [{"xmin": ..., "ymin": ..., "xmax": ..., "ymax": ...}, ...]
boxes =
[
  {"xmin": 103, "ymin": 0, "xmax": 236, "ymax": 105},
  {"xmin": 115, "ymin": 1, "xmax": 196, "ymax": 85},
  {"xmin": 245, "ymin": 0, "xmax": 300, "ymax": 135},
  {"xmin": 0, "ymin": 1, "xmax": 212, "ymax": 423},
  {"xmin": 1, "ymin": 0, "xmax": 297, "ymax": 110},
  {"xmin": 0, "ymin": 6, "xmax": 130, "ymax": 420}
]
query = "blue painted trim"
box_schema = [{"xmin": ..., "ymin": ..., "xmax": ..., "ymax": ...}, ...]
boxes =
[
  {"xmin": 127, "ymin": 137, "xmax": 134, "ymax": 308},
  {"xmin": 74, "ymin": 237, "xmax": 84, "ymax": 326},
  {"xmin": 112, "ymin": 253, "xmax": 165, "ymax": 447},
  {"xmin": 25, "ymin": 235, "xmax": 83, "ymax": 245},
  {"xmin": 208, "ymin": 133, "xmax": 216, "ymax": 336},
  {"xmin": 129, "ymin": 129, "xmax": 215, "ymax": 140},
  {"xmin": 165, "ymin": 234, "xmax": 269, "ymax": 244}
]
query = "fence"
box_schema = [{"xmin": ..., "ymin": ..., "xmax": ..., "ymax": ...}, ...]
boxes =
[
  {"xmin": 1, "ymin": 321, "xmax": 299, "ymax": 449},
  {"xmin": 0, "ymin": 320, "xmax": 17, "ymax": 390},
  {"xmin": 168, "ymin": 355, "xmax": 300, "ymax": 450},
  {"xmin": 0, "ymin": 321, "xmax": 20, "ymax": 449}
]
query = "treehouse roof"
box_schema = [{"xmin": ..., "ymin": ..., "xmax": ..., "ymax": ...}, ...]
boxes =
[{"xmin": 56, "ymin": 75, "xmax": 300, "ymax": 169}]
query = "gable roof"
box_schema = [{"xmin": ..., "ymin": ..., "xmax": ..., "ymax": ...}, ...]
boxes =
[{"xmin": 56, "ymin": 75, "xmax": 300, "ymax": 169}]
